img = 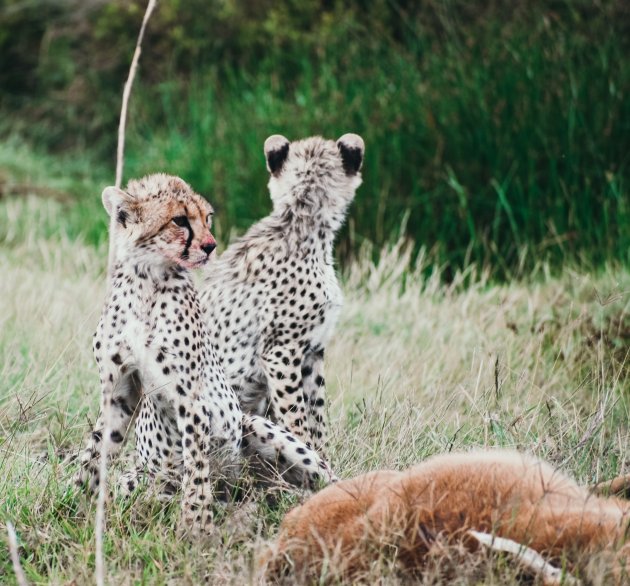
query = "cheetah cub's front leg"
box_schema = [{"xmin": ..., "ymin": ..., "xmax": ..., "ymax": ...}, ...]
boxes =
[
  {"xmin": 260, "ymin": 344, "xmax": 310, "ymax": 444},
  {"xmin": 261, "ymin": 344, "xmax": 331, "ymax": 457},
  {"xmin": 300, "ymin": 347, "xmax": 329, "ymax": 455},
  {"xmin": 177, "ymin": 391, "xmax": 242, "ymax": 534}
]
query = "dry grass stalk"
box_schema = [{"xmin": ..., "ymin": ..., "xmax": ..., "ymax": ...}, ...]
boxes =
[
  {"xmin": 7, "ymin": 521, "xmax": 29, "ymax": 586},
  {"xmin": 115, "ymin": 0, "xmax": 158, "ymax": 190},
  {"xmin": 94, "ymin": 431, "xmax": 110, "ymax": 586}
]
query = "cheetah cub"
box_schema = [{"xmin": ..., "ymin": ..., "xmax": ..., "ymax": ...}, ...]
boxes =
[
  {"xmin": 75, "ymin": 174, "xmax": 334, "ymax": 534},
  {"xmin": 201, "ymin": 134, "xmax": 364, "ymax": 456}
]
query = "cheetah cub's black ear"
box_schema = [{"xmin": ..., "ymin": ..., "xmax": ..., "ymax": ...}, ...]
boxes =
[
  {"xmin": 337, "ymin": 133, "xmax": 364, "ymax": 175},
  {"xmin": 102, "ymin": 186, "xmax": 136, "ymax": 228},
  {"xmin": 264, "ymin": 135, "xmax": 290, "ymax": 176}
]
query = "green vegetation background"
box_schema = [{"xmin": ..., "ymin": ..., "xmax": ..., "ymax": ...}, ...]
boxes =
[{"xmin": 1, "ymin": 0, "xmax": 628, "ymax": 275}]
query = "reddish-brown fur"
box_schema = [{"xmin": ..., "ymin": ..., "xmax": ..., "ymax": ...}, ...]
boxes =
[{"xmin": 261, "ymin": 450, "xmax": 630, "ymax": 582}]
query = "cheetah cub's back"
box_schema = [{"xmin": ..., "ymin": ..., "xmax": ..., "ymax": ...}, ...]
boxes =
[{"xmin": 201, "ymin": 134, "xmax": 365, "ymax": 457}]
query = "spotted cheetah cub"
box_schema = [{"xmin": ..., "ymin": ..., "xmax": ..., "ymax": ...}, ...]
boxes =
[
  {"xmin": 200, "ymin": 134, "xmax": 364, "ymax": 456},
  {"xmin": 75, "ymin": 174, "xmax": 334, "ymax": 534}
]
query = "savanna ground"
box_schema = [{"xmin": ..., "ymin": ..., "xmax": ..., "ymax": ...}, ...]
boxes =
[{"xmin": 0, "ymin": 141, "xmax": 628, "ymax": 585}]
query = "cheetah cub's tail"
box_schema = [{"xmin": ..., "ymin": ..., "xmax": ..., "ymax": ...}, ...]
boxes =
[{"xmin": 241, "ymin": 415, "xmax": 337, "ymax": 489}]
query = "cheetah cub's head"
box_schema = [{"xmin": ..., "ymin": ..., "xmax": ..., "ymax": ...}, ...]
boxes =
[
  {"xmin": 102, "ymin": 173, "xmax": 216, "ymax": 270},
  {"xmin": 263, "ymin": 134, "xmax": 364, "ymax": 219}
]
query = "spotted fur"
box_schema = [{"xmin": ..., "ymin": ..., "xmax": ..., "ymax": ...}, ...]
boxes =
[
  {"xmin": 200, "ymin": 134, "xmax": 364, "ymax": 456},
  {"xmin": 75, "ymin": 174, "xmax": 335, "ymax": 534}
]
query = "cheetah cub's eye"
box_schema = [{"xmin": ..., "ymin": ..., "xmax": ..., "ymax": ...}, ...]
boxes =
[
  {"xmin": 206, "ymin": 212, "xmax": 213, "ymax": 224},
  {"xmin": 172, "ymin": 215, "xmax": 189, "ymax": 227}
]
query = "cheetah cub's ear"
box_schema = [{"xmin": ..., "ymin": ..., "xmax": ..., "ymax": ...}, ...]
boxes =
[
  {"xmin": 102, "ymin": 186, "xmax": 136, "ymax": 228},
  {"xmin": 337, "ymin": 133, "xmax": 364, "ymax": 175},
  {"xmin": 264, "ymin": 134, "xmax": 290, "ymax": 176}
]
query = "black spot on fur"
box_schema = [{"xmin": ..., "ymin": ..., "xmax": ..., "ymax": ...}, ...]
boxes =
[
  {"xmin": 110, "ymin": 430, "xmax": 124, "ymax": 443},
  {"xmin": 116, "ymin": 399, "xmax": 134, "ymax": 416},
  {"xmin": 134, "ymin": 265, "xmax": 147, "ymax": 279},
  {"xmin": 117, "ymin": 209, "xmax": 129, "ymax": 228}
]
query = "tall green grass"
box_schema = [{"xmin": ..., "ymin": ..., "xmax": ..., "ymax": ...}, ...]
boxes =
[
  {"xmin": 121, "ymin": 9, "xmax": 629, "ymax": 274},
  {"xmin": 0, "ymin": 138, "xmax": 107, "ymax": 246},
  {"xmin": 1, "ymin": 1, "xmax": 628, "ymax": 275}
]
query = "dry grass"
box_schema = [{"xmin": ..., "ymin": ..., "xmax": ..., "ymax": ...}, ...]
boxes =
[{"xmin": 0, "ymin": 195, "xmax": 628, "ymax": 584}]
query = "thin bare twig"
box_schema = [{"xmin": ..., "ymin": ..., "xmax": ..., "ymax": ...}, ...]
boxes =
[
  {"xmin": 96, "ymin": 2, "xmax": 157, "ymax": 585},
  {"xmin": 115, "ymin": 0, "xmax": 157, "ymax": 189},
  {"xmin": 7, "ymin": 521, "xmax": 29, "ymax": 586},
  {"xmin": 94, "ymin": 425, "xmax": 110, "ymax": 586},
  {"xmin": 574, "ymin": 401, "xmax": 606, "ymax": 451}
]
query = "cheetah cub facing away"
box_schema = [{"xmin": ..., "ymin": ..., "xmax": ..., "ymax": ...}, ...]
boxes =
[
  {"xmin": 75, "ymin": 174, "xmax": 334, "ymax": 534},
  {"xmin": 262, "ymin": 450, "xmax": 630, "ymax": 583},
  {"xmin": 201, "ymin": 134, "xmax": 364, "ymax": 456}
]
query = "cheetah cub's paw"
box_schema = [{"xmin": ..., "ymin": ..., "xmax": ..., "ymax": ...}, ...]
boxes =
[{"xmin": 179, "ymin": 503, "xmax": 216, "ymax": 539}]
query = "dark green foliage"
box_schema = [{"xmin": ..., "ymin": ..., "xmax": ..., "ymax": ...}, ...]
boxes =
[{"xmin": 1, "ymin": 0, "xmax": 628, "ymax": 275}]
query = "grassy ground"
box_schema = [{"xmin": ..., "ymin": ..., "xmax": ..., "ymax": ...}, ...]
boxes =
[{"xmin": 0, "ymin": 160, "xmax": 628, "ymax": 584}]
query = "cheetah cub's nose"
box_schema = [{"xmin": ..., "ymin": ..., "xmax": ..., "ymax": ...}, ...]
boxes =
[{"xmin": 201, "ymin": 242, "xmax": 217, "ymax": 255}]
